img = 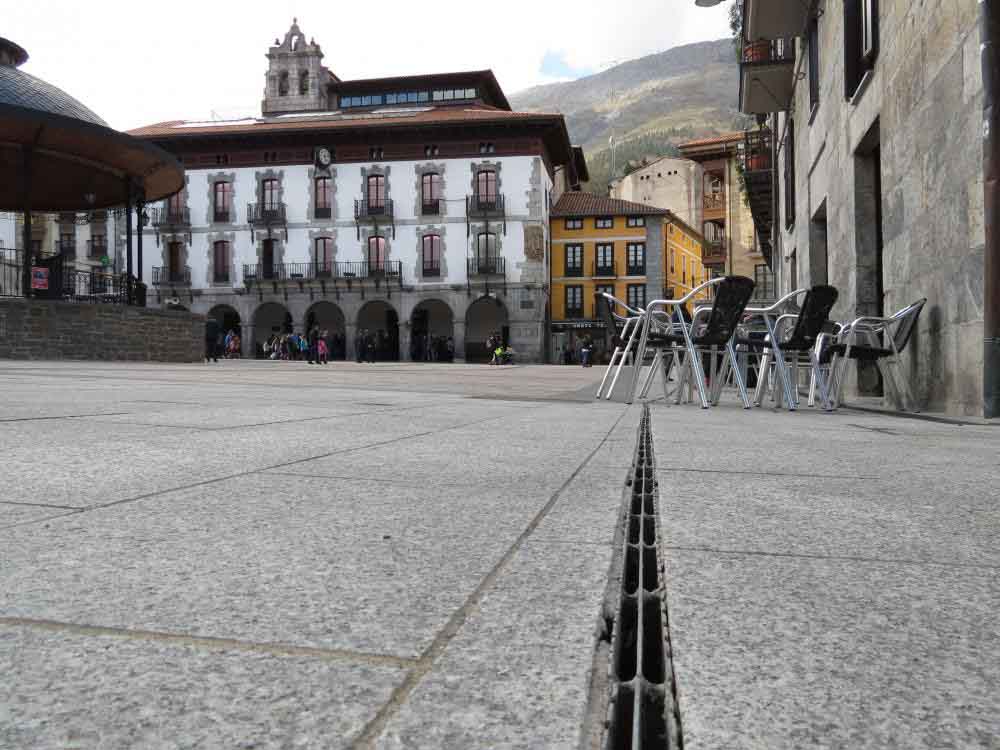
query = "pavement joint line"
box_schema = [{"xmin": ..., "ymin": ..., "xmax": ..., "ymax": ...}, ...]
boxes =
[
  {"xmin": 656, "ymin": 466, "xmax": 882, "ymax": 480},
  {"xmin": 0, "ymin": 510, "xmax": 85, "ymax": 531},
  {"xmin": 662, "ymin": 545, "xmax": 1000, "ymax": 570},
  {"xmin": 262, "ymin": 470, "xmax": 524, "ymax": 490},
  {"xmin": 348, "ymin": 404, "xmax": 634, "ymax": 750},
  {"xmin": 2, "ymin": 410, "xmax": 540, "ymax": 524},
  {"xmin": 0, "ymin": 617, "xmax": 418, "ymax": 668},
  {"xmin": 0, "ymin": 412, "xmax": 132, "ymax": 424},
  {"xmin": 0, "ymin": 500, "xmax": 83, "ymax": 510}
]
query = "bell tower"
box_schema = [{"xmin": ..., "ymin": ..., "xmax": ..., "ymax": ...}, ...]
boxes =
[{"xmin": 261, "ymin": 19, "xmax": 331, "ymax": 116}]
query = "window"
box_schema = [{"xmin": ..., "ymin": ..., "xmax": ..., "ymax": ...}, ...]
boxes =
[
  {"xmin": 565, "ymin": 286, "xmax": 584, "ymax": 318},
  {"xmin": 167, "ymin": 191, "xmax": 184, "ymax": 217},
  {"xmin": 278, "ymin": 71, "xmax": 289, "ymax": 96},
  {"xmin": 476, "ymin": 232, "xmax": 498, "ymax": 262},
  {"xmin": 213, "ymin": 181, "xmax": 231, "ymax": 222},
  {"xmin": 565, "ymin": 218, "xmax": 583, "ymax": 230},
  {"xmin": 808, "ymin": 15, "xmax": 820, "ymax": 111},
  {"xmin": 627, "ymin": 284, "xmax": 646, "ymax": 310},
  {"xmin": 367, "ymin": 235, "xmax": 387, "ymax": 271},
  {"xmin": 421, "ymin": 234, "xmax": 441, "ymax": 276},
  {"xmin": 596, "ymin": 284, "xmax": 615, "ymax": 302},
  {"xmin": 262, "ymin": 179, "xmax": 279, "ymax": 212},
  {"xmin": 683, "ymin": 259, "xmax": 687, "ymax": 285},
  {"xmin": 424, "ymin": 145, "xmax": 439, "ymax": 157},
  {"xmin": 565, "ymin": 244, "xmax": 583, "ymax": 276},
  {"xmin": 478, "ymin": 142, "xmax": 496, "ymax": 155},
  {"xmin": 595, "ymin": 243, "xmax": 614, "ymax": 274},
  {"xmin": 89, "ymin": 234, "xmax": 106, "ymax": 258},
  {"xmin": 369, "ymin": 146, "xmax": 384, "ymax": 160},
  {"xmin": 595, "ymin": 217, "xmax": 613, "ymax": 229},
  {"xmin": 784, "ymin": 119, "xmax": 796, "ymax": 228},
  {"xmin": 845, "ymin": 0, "xmax": 879, "ymax": 98},
  {"xmin": 314, "ymin": 237, "xmax": 333, "ymax": 276},
  {"xmin": 314, "ymin": 177, "xmax": 332, "ymax": 218},
  {"xmin": 59, "ymin": 232, "xmax": 75, "ymax": 256},
  {"xmin": 213, "ymin": 241, "xmax": 230, "ymax": 283},
  {"xmin": 475, "ymin": 169, "xmax": 497, "ymax": 205},
  {"xmin": 669, "ymin": 248, "xmax": 675, "ymax": 273},
  {"xmin": 299, "ymin": 70, "xmax": 309, "ymax": 95},
  {"xmin": 367, "ymin": 174, "xmax": 386, "ymax": 211},
  {"xmin": 626, "ymin": 216, "xmax": 645, "ymax": 228},
  {"xmin": 626, "ymin": 243, "xmax": 645, "ymax": 275},
  {"xmin": 421, "ymin": 172, "xmax": 441, "ymax": 213}
]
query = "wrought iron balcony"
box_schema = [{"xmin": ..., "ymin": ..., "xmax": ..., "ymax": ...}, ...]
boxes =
[
  {"xmin": 213, "ymin": 207, "xmax": 232, "ymax": 223},
  {"xmin": 565, "ymin": 263, "xmax": 584, "ymax": 278},
  {"xmin": 152, "ymin": 207, "xmax": 190, "ymax": 228},
  {"xmin": 241, "ymin": 260, "xmax": 403, "ymax": 284},
  {"xmin": 739, "ymin": 37, "xmax": 795, "ymax": 114},
  {"xmin": 753, "ymin": 263, "xmax": 777, "ymax": 301},
  {"xmin": 314, "ymin": 206, "xmax": 332, "ymax": 219},
  {"xmin": 743, "ymin": 0, "xmax": 811, "ymax": 42},
  {"xmin": 213, "ymin": 268, "xmax": 231, "ymax": 284},
  {"xmin": 57, "ymin": 240, "xmax": 76, "ymax": 258},
  {"xmin": 152, "ymin": 266, "xmax": 191, "ymax": 286},
  {"xmin": 626, "ymin": 264, "xmax": 646, "ymax": 277},
  {"xmin": 467, "ymin": 193, "xmax": 505, "ymax": 216},
  {"xmin": 467, "ymin": 256, "xmax": 505, "ymax": 276},
  {"xmin": 87, "ymin": 238, "xmax": 107, "ymax": 259},
  {"xmin": 594, "ymin": 260, "xmax": 616, "ymax": 278},
  {"xmin": 702, "ymin": 240, "xmax": 727, "ymax": 267},
  {"xmin": 421, "ymin": 199, "xmax": 441, "ymax": 216},
  {"xmin": 247, "ymin": 202, "xmax": 286, "ymax": 226},
  {"xmin": 704, "ymin": 192, "xmax": 725, "ymax": 212},
  {"xmin": 354, "ymin": 198, "xmax": 393, "ymax": 219},
  {"xmin": 422, "ymin": 264, "xmax": 441, "ymax": 278},
  {"xmin": 741, "ymin": 128, "xmax": 775, "ymax": 265}
]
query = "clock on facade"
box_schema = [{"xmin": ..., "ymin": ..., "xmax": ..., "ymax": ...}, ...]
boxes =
[{"xmin": 315, "ymin": 147, "xmax": 332, "ymax": 167}]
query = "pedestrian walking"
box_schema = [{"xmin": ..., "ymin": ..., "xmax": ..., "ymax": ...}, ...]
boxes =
[{"xmin": 205, "ymin": 318, "xmax": 220, "ymax": 363}]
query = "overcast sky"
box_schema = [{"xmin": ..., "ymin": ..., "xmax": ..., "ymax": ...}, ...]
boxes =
[{"xmin": 7, "ymin": 0, "xmax": 732, "ymax": 131}]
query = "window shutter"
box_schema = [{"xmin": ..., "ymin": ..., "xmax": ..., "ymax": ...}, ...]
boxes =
[{"xmin": 844, "ymin": 0, "xmax": 861, "ymax": 98}]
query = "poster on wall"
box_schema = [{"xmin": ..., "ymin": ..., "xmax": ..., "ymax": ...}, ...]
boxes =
[{"xmin": 30, "ymin": 267, "xmax": 48, "ymax": 290}]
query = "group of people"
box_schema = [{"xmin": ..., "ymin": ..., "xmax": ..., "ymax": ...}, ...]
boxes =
[
  {"xmin": 410, "ymin": 333, "xmax": 455, "ymax": 363},
  {"xmin": 487, "ymin": 332, "xmax": 515, "ymax": 365},
  {"xmin": 263, "ymin": 327, "xmax": 345, "ymax": 364},
  {"xmin": 204, "ymin": 319, "xmax": 240, "ymax": 362},
  {"xmin": 561, "ymin": 335, "xmax": 600, "ymax": 367},
  {"xmin": 353, "ymin": 329, "xmax": 397, "ymax": 363}
]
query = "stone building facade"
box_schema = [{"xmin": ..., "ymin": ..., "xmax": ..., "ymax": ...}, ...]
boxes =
[
  {"xmin": 739, "ymin": 0, "xmax": 986, "ymax": 415},
  {"xmin": 127, "ymin": 21, "xmax": 584, "ymax": 363}
]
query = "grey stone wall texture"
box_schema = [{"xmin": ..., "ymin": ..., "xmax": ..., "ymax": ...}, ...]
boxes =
[
  {"xmin": 776, "ymin": 0, "xmax": 984, "ymax": 415},
  {"xmin": 0, "ymin": 299, "xmax": 204, "ymax": 362}
]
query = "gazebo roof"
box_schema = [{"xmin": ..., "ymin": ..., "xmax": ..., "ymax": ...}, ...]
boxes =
[{"xmin": 0, "ymin": 38, "xmax": 184, "ymax": 212}]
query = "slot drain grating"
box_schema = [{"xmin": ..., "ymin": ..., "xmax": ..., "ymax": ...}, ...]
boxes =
[{"xmin": 603, "ymin": 406, "xmax": 683, "ymax": 750}]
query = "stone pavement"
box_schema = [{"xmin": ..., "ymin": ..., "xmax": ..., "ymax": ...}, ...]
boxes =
[
  {"xmin": 0, "ymin": 360, "xmax": 636, "ymax": 749},
  {"xmin": 649, "ymin": 400, "xmax": 1000, "ymax": 749},
  {"xmin": 1, "ymin": 360, "xmax": 997, "ymax": 749}
]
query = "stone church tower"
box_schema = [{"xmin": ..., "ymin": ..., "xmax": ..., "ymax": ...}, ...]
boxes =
[{"xmin": 261, "ymin": 20, "xmax": 333, "ymax": 116}]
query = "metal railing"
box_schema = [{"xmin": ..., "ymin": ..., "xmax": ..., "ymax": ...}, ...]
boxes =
[
  {"xmin": 565, "ymin": 263, "xmax": 584, "ymax": 278},
  {"xmin": 247, "ymin": 202, "xmax": 286, "ymax": 225},
  {"xmin": 213, "ymin": 207, "xmax": 232, "ymax": 223},
  {"xmin": 422, "ymin": 265, "xmax": 441, "ymax": 278},
  {"xmin": 57, "ymin": 240, "xmax": 76, "ymax": 258},
  {"xmin": 704, "ymin": 192, "xmax": 725, "ymax": 211},
  {"xmin": 152, "ymin": 266, "xmax": 191, "ymax": 286},
  {"xmin": 467, "ymin": 193, "xmax": 505, "ymax": 215},
  {"xmin": 565, "ymin": 305, "xmax": 584, "ymax": 319},
  {"xmin": 626, "ymin": 264, "xmax": 646, "ymax": 277},
  {"xmin": 753, "ymin": 264, "xmax": 776, "ymax": 300},
  {"xmin": 421, "ymin": 199, "xmax": 441, "ymax": 215},
  {"xmin": 354, "ymin": 198, "xmax": 394, "ymax": 219},
  {"xmin": 0, "ymin": 253, "xmax": 140, "ymax": 305},
  {"xmin": 87, "ymin": 238, "xmax": 108, "ymax": 259},
  {"xmin": 467, "ymin": 256, "xmax": 505, "ymax": 276},
  {"xmin": 703, "ymin": 238, "xmax": 727, "ymax": 265},
  {"xmin": 594, "ymin": 260, "xmax": 616, "ymax": 277},
  {"xmin": 242, "ymin": 260, "xmax": 402, "ymax": 283},
  {"xmin": 152, "ymin": 207, "xmax": 190, "ymax": 227},
  {"xmin": 314, "ymin": 206, "xmax": 332, "ymax": 219},
  {"xmin": 741, "ymin": 128, "xmax": 774, "ymax": 173},
  {"xmin": 742, "ymin": 37, "xmax": 794, "ymax": 65}
]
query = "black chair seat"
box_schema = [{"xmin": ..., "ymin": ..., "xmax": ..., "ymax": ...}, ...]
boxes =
[{"xmin": 820, "ymin": 343, "xmax": 893, "ymax": 364}]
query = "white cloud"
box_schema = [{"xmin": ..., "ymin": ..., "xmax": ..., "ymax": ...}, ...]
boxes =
[{"xmin": 7, "ymin": 0, "xmax": 733, "ymax": 130}]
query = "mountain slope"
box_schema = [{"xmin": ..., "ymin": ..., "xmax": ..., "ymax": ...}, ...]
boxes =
[{"xmin": 510, "ymin": 38, "xmax": 747, "ymax": 191}]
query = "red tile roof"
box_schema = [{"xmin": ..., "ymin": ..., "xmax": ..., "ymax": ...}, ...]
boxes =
[
  {"xmin": 677, "ymin": 132, "xmax": 743, "ymax": 149},
  {"xmin": 551, "ymin": 192, "xmax": 669, "ymax": 218},
  {"xmin": 128, "ymin": 106, "xmax": 563, "ymax": 139}
]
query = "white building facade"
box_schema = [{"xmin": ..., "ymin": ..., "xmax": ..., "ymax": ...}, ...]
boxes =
[{"xmin": 131, "ymin": 21, "xmax": 584, "ymax": 362}]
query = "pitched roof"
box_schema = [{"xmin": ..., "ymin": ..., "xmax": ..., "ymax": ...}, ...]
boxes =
[
  {"xmin": 551, "ymin": 192, "xmax": 669, "ymax": 218},
  {"xmin": 127, "ymin": 105, "xmax": 561, "ymax": 139},
  {"xmin": 677, "ymin": 132, "xmax": 743, "ymax": 149}
]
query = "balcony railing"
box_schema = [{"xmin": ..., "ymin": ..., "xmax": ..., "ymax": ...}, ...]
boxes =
[
  {"xmin": 467, "ymin": 193, "xmax": 505, "ymax": 215},
  {"xmin": 57, "ymin": 240, "xmax": 76, "ymax": 258},
  {"xmin": 87, "ymin": 238, "xmax": 107, "ymax": 259},
  {"xmin": 247, "ymin": 203, "xmax": 286, "ymax": 225},
  {"xmin": 565, "ymin": 306, "xmax": 584, "ymax": 319},
  {"xmin": 626, "ymin": 264, "xmax": 646, "ymax": 277},
  {"xmin": 741, "ymin": 128, "xmax": 774, "ymax": 173},
  {"xmin": 565, "ymin": 263, "xmax": 584, "ymax": 278},
  {"xmin": 704, "ymin": 193, "xmax": 725, "ymax": 211},
  {"xmin": 467, "ymin": 256, "xmax": 505, "ymax": 276},
  {"xmin": 422, "ymin": 265, "xmax": 441, "ymax": 278},
  {"xmin": 421, "ymin": 199, "xmax": 441, "ymax": 215},
  {"xmin": 314, "ymin": 205, "xmax": 332, "ymax": 219},
  {"xmin": 753, "ymin": 264, "xmax": 776, "ymax": 301},
  {"xmin": 213, "ymin": 269, "xmax": 231, "ymax": 284},
  {"xmin": 152, "ymin": 207, "xmax": 190, "ymax": 228},
  {"xmin": 702, "ymin": 240, "xmax": 727, "ymax": 266},
  {"xmin": 213, "ymin": 207, "xmax": 232, "ymax": 223},
  {"xmin": 354, "ymin": 198, "xmax": 394, "ymax": 219},
  {"xmin": 152, "ymin": 266, "xmax": 191, "ymax": 286},
  {"xmin": 242, "ymin": 261, "xmax": 402, "ymax": 284},
  {"xmin": 594, "ymin": 260, "xmax": 616, "ymax": 277},
  {"xmin": 741, "ymin": 38, "xmax": 794, "ymax": 65}
]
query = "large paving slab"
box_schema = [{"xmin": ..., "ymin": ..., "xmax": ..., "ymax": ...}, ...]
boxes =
[
  {"xmin": 0, "ymin": 360, "xmax": 636, "ymax": 749},
  {"xmin": 650, "ymin": 401, "xmax": 1000, "ymax": 749}
]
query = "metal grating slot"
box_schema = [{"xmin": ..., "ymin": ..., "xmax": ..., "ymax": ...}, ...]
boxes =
[{"xmin": 604, "ymin": 406, "xmax": 683, "ymax": 750}]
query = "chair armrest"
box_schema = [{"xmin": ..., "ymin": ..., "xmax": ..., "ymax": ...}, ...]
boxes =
[{"xmin": 745, "ymin": 288, "xmax": 807, "ymax": 315}]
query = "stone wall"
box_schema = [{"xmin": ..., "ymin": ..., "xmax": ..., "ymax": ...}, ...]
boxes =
[
  {"xmin": 775, "ymin": 0, "xmax": 984, "ymax": 415},
  {"xmin": 0, "ymin": 299, "xmax": 204, "ymax": 362}
]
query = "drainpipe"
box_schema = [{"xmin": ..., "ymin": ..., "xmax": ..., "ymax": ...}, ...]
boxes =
[{"xmin": 984, "ymin": 0, "xmax": 1000, "ymax": 418}]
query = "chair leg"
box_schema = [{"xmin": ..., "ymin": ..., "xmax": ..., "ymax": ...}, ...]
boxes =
[
  {"xmin": 597, "ymin": 348, "xmax": 620, "ymax": 399},
  {"xmin": 727, "ymin": 342, "xmax": 752, "ymax": 408},
  {"xmin": 660, "ymin": 350, "xmax": 674, "ymax": 402},
  {"xmin": 810, "ymin": 349, "xmax": 833, "ymax": 411},
  {"xmin": 639, "ymin": 350, "xmax": 662, "ymax": 399},
  {"xmin": 754, "ymin": 350, "xmax": 771, "ymax": 406},
  {"xmin": 770, "ymin": 346, "xmax": 797, "ymax": 411},
  {"xmin": 626, "ymin": 318, "xmax": 651, "ymax": 405}
]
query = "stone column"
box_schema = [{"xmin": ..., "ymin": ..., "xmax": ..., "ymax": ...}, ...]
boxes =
[
  {"xmin": 345, "ymin": 323, "xmax": 357, "ymax": 361},
  {"xmin": 453, "ymin": 320, "xmax": 466, "ymax": 363},
  {"xmin": 399, "ymin": 324, "xmax": 411, "ymax": 362},
  {"xmin": 243, "ymin": 325, "xmax": 255, "ymax": 358}
]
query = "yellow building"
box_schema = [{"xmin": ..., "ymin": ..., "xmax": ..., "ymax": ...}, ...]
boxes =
[{"xmin": 549, "ymin": 193, "xmax": 708, "ymax": 364}]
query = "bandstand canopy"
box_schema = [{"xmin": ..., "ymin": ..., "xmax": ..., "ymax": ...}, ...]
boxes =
[{"xmin": 0, "ymin": 37, "xmax": 184, "ymax": 212}]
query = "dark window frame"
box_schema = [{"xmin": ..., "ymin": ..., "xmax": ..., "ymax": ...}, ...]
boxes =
[
  {"xmin": 315, "ymin": 176, "xmax": 332, "ymax": 218},
  {"xmin": 565, "ymin": 218, "xmax": 583, "ymax": 230},
  {"xmin": 844, "ymin": 0, "xmax": 879, "ymax": 99},
  {"xmin": 476, "ymin": 232, "xmax": 497, "ymax": 263},
  {"xmin": 213, "ymin": 181, "xmax": 231, "ymax": 222},
  {"xmin": 625, "ymin": 216, "xmax": 645, "ymax": 228},
  {"xmin": 475, "ymin": 169, "xmax": 498, "ymax": 204},
  {"xmin": 421, "ymin": 172, "xmax": 441, "ymax": 214},
  {"xmin": 626, "ymin": 242, "xmax": 646, "ymax": 275},
  {"xmin": 784, "ymin": 119, "xmax": 796, "ymax": 229},
  {"xmin": 213, "ymin": 240, "xmax": 230, "ymax": 283},
  {"xmin": 421, "ymin": 234, "xmax": 441, "ymax": 276},
  {"xmin": 261, "ymin": 179, "xmax": 279, "ymax": 212},
  {"xmin": 808, "ymin": 15, "xmax": 820, "ymax": 113},
  {"xmin": 367, "ymin": 235, "xmax": 387, "ymax": 270},
  {"xmin": 626, "ymin": 284, "xmax": 646, "ymax": 311},
  {"xmin": 565, "ymin": 285, "xmax": 584, "ymax": 318},
  {"xmin": 595, "ymin": 216, "xmax": 614, "ymax": 229},
  {"xmin": 564, "ymin": 244, "xmax": 584, "ymax": 276},
  {"xmin": 367, "ymin": 174, "xmax": 386, "ymax": 209},
  {"xmin": 314, "ymin": 237, "xmax": 333, "ymax": 273}
]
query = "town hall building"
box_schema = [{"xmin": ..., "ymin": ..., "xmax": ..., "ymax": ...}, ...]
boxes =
[{"xmin": 130, "ymin": 20, "xmax": 586, "ymax": 361}]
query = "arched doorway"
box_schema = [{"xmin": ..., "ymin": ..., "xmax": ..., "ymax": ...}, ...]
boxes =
[
  {"xmin": 410, "ymin": 299, "xmax": 455, "ymax": 362},
  {"xmin": 208, "ymin": 304, "xmax": 242, "ymax": 358},
  {"xmin": 252, "ymin": 302, "xmax": 292, "ymax": 359},
  {"xmin": 465, "ymin": 295, "xmax": 508, "ymax": 363},
  {"xmin": 306, "ymin": 301, "xmax": 347, "ymax": 360},
  {"xmin": 357, "ymin": 301, "xmax": 399, "ymax": 361}
]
